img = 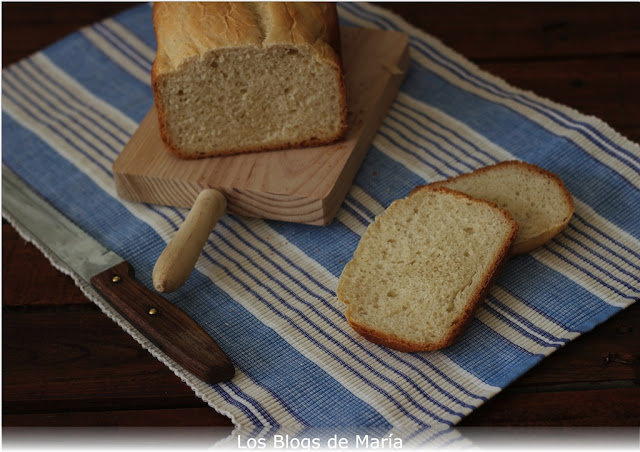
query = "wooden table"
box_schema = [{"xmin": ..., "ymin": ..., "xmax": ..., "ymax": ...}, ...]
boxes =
[{"xmin": 3, "ymin": 2, "xmax": 639, "ymax": 434}]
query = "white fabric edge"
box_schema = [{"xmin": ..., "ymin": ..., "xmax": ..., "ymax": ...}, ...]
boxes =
[
  {"xmin": 2, "ymin": 208, "xmax": 242, "ymax": 441},
  {"xmin": 4, "ymin": 2, "xmax": 638, "ymax": 438}
]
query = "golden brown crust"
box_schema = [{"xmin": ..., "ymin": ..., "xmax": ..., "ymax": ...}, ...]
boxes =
[
  {"xmin": 153, "ymin": 3, "xmax": 267, "ymax": 74},
  {"xmin": 422, "ymin": 161, "xmax": 575, "ymax": 255},
  {"xmin": 158, "ymin": 128, "xmax": 350, "ymax": 160},
  {"xmin": 152, "ymin": 2, "xmax": 341, "ymax": 73},
  {"xmin": 340, "ymin": 186, "xmax": 519, "ymax": 352},
  {"xmin": 151, "ymin": 2, "xmax": 347, "ymax": 159}
]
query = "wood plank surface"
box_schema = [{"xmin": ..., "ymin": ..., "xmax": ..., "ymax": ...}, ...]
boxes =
[
  {"xmin": 3, "ymin": 2, "xmax": 639, "ymax": 432},
  {"xmin": 378, "ymin": 3, "xmax": 640, "ymax": 61}
]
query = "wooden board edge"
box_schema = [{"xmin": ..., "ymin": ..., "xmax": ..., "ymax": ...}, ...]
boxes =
[
  {"xmin": 113, "ymin": 27, "xmax": 411, "ymax": 226},
  {"xmin": 318, "ymin": 32, "xmax": 411, "ymax": 226}
]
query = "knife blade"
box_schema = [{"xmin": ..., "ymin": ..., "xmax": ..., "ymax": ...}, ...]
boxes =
[{"xmin": 2, "ymin": 167, "xmax": 234, "ymax": 383}]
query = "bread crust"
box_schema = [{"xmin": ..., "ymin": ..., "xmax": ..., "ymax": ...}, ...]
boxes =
[
  {"xmin": 339, "ymin": 186, "xmax": 519, "ymax": 352},
  {"xmin": 151, "ymin": 2, "xmax": 348, "ymax": 159},
  {"xmin": 425, "ymin": 161, "xmax": 575, "ymax": 255}
]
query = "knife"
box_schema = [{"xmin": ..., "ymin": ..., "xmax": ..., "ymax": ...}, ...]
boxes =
[{"xmin": 2, "ymin": 167, "xmax": 235, "ymax": 384}]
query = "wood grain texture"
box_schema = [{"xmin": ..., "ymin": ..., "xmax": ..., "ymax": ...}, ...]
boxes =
[
  {"xmin": 153, "ymin": 188, "xmax": 227, "ymax": 293},
  {"xmin": 90, "ymin": 261, "xmax": 235, "ymax": 383},
  {"xmin": 378, "ymin": 3, "xmax": 640, "ymax": 61},
  {"xmin": 3, "ymin": 307, "xmax": 205, "ymax": 415},
  {"xmin": 3, "ymin": 2, "xmax": 639, "ymax": 430},
  {"xmin": 4, "ymin": 222, "xmax": 639, "ymax": 428},
  {"xmin": 460, "ymin": 387, "xmax": 640, "ymax": 427},
  {"xmin": 3, "ymin": 408, "xmax": 229, "ymax": 427},
  {"xmin": 378, "ymin": 3, "xmax": 640, "ymax": 147},
  {"xmin": 113, "ymin": 27, "xmax": 410, "ymax": 225},
  {"xmin": 1, "ymin": 2, "xmax": 141, "ymax": 67}
]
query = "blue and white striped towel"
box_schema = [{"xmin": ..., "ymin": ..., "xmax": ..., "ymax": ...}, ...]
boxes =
[{"xmin": 3, "ymin": 3, "xmax": 639, "ymax": 446}]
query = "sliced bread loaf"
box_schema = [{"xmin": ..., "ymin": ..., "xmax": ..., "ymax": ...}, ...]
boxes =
[
  {"xmin": 151, "ymin": 2, "xmax": 347, "ymax": 159},
  {"xmin": 427, "ymin": 161, "xmax": 574, "ymax": 255},
  {"xmin": 336, "ymin": 186, "xmax": 518, "ymax": 352}
]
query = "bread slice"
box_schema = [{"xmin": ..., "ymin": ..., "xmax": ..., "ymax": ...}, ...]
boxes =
[
  {"xmin": 428, "ymin": 161, "xmax": 574, "ymax": 255},
  {"xmin": 337, "ymin": 186, "xmax": 518, "ymax": 352},
  {"xmin": 151, "ymin": 2, "xmax": 347, "ymax": 159}
]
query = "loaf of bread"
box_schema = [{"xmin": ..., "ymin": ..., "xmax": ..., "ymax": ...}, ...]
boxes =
[
  {"xmin": 427, "ymin": 161, "xmax": 574, "ymax": 255},
  {"xmin": 337, "ymin": 186, "xmax": 518, "ymax": 352},
  {"xmin": 151, "ymin": 2, "xmax": 348, "ymax": 159}
]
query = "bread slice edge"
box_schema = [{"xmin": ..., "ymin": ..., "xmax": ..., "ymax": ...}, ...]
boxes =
[
  {"xmin": 425, "ymin": 161, "xmax": 574, "ymax": 255},
  {"xmin": 338, "ymin": 186, "xmax": 519, "ymax": 352}
]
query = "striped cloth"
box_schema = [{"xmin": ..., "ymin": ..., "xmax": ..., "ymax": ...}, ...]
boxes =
[{"xmin": 3, "ymin": 3, "xmax": 639, "ymax": 446}]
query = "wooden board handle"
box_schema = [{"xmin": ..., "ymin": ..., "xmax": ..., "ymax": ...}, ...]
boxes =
[
  {"xmin": 91, "ymin": 261, "xmax": 234, "ymax": 383},
  {"xmin": 153, "ymin": 188, "xmax": 227, "ymax": 293}
]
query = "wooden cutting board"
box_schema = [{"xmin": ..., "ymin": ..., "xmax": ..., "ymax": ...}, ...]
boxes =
[{"xmin": 113, "ymin": 27, "xmax": 410, "ymax": 226}]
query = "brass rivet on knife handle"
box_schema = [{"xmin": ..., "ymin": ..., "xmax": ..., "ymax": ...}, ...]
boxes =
[
  {"xmin": 90, "ymin": 261, "xmax": 235, "ymax": 383},
  {"xmin": 153, "ymin": 188, "xmax": 227, "ymax": 293}
]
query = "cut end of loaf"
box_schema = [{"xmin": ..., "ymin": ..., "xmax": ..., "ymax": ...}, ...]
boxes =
[
  {"xmin": 336, "ymin": 187, "xmax": 518, "ymax": 352},
  {"xmin": 153, "ymin": 44, "xmax": 347, "ymax": 158}
]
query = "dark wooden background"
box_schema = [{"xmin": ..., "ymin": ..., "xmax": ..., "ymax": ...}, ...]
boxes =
[{"xmin": 3, "ymin": 2, "xmax": 639, "ymax": 434}]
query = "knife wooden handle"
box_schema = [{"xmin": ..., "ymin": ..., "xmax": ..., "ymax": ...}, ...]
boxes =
[
  {"xmin": 153, "ymin": 188, "xmax": 227, "ymax": 293},
  {"xmin": 90, "ymin": 261, "xmax": 234, "ymax": 383}
]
